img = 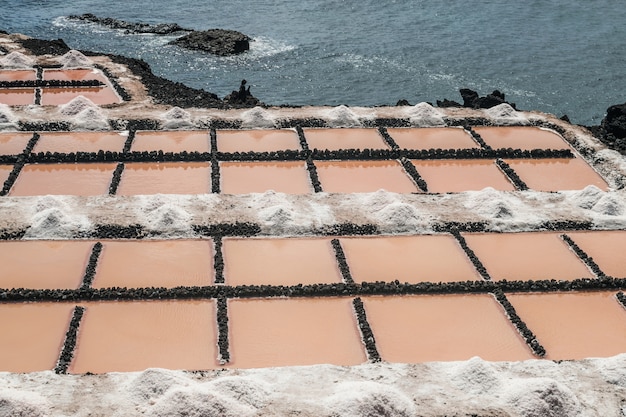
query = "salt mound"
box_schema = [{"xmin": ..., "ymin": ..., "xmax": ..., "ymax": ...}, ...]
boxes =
[
  {"xmin": 71, "ymin": 106, "xmax": 109, "ymax": 130},
  {"xmin": 0, "ymin": 389, "xmax": 49, "ymax": 417},
  {"xmin": 0, "ymin": 104, "xmax": 17, "ymax": 130},
  {"xmin": 405, "ymin": 102, "xmax": 445, "ymax": 126},
  {"xmin": 146, "ymin": 386, "xmax": 256, "ymax": 417},
  {"xmin": 240, "ymin": 106, "xmax": 276, "ymax": 128},
  {"xmin": 59, "ymin": 96, "xmax": 98, "ymax": 116},
  {"xmin": 134, "ymin": 195, "xmax": 194, "ymax": 235},
  {"xmin": 326, "ymin": 381, "xmax": 416, "ymax": 417},
  {"xmin": 450, "ymin": 356, "xmax": 501, "ymax": 394},
  {"xmin": 59, "ymin": 50, "xmax": 92, "ymax": 68},
  {"xmin": 127, "ymin": 368, "xmax": 191, "ymax": 402},
  {"xmin": 363, "ymin": 189, "xmax": 400, "ymax": 211},
  {"xmin": 144, "ymin": 203, "xmax": 193, "ymax": 234},
  {"xmin": 594, "ymin": 353, "xmax": 626, "ymax": 387},
  {"xmin": 464, "ymin": 187, "xmax": 516, "ymax": 220},
  {"xmin": 485, "ymin": 103, "xmax": 527, "ymax": 125},
  {"xmin": 373, "ymin": 202, "xmax": 424, "ymax": 232},
  {"xmin": 503, "ymin": 377, "xmax": 581, "ymax": 417},
  {"xmin": 0, "ymin": 51, "xmax": 35, "ymax": 69},
  {"xmin": 161, "ymin": 107, "xmax": 193, "ymax": 129},
  {"xmin": 0, "ymin": 104, "xmax": 16, "ymax": 124},
  {"xmin": 568, "ymin": 185, "xmax": 605, "ymax": 210},
  {"xmin": 207, "ymin": 377, "xmax": 271, "ymax": 409},
  {"xmin": 592, "ymin": 194, "xmax": 624, "ymax": 216},
  {"xmin": 25, "ymin": 207, "xmax": 90, "ymax": 239},
  {"xmin": 324, "ymin": 105, "xmax": 362, "ymax": 127},
  {"xmin": 258, "ymin": 204, "xmax": 294, "ymax": 228}
]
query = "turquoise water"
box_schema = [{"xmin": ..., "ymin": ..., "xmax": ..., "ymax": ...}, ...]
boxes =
[{"xmin": 1, "ymin": 0, "xmax": 625, "ymax": 125}]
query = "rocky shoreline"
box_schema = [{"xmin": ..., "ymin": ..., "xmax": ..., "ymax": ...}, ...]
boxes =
[{"xmin": 68, "ymin": 14, "xmax": 251, "ymax": 56}]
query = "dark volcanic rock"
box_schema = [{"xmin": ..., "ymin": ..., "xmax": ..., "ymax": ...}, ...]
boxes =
[
  {"xmin": 68, "ymin": 13, "xmax": 190, "ymax": 35},
  {"xmin": 224, "ymin": 79, "xmax": 262, "ymax": 107},
  {"xmin": 18, "ymin": 37, "xmax": 70, "ymax": 55},
  {"xmin": 170, "ymin": 29, "xmax": 250, "ymax": 56},
  {"xmin": 438, "ymin": 88, "xmax": 516, "ymax": 110},
  {"xmin": 436, "ymin": 98, "xmax": 462, "ymax": 108},
  {"xmin": 603, "ymin": 102, "xmax": 626, "ymax": 139},
  {"xmin": 595, "ymin": 102, "xmax": 626, "ymax": 154}
]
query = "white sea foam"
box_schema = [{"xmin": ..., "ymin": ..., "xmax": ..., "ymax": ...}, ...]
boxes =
[{"xmin": 248, "ymin": 36, "xmax": 296, "ymax": 59}]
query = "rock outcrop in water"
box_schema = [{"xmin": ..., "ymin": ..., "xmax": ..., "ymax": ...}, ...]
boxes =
[
  {"xmin": 437, "ymin": 88, "xmax": 516, "ymax": 109},
  {"xmin": 68, "ymin": 14, "xmax": 190, "ymax": 35},
  {"xmin": 169, "ymin": 29, "xmax": 250, "ymax": 56},
  {"xmin": 67, "ymin": 14, "xmax": 250, "ymax": 56}
]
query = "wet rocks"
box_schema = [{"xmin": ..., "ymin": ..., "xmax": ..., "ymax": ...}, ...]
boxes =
[
  {"xmin": 597, "ymin": 102, "xmax": 626, "ymax": 154},
  {"xmin": 169, "ymin": 29, "xmax": 250, "ymax": 56},
  {"xmin": 68, "ymin": 14, "xmax": 190, "ymax": 35},
  {"xmin": 437, "ymin": 88, "xmax": 516, "ymax": 110}
]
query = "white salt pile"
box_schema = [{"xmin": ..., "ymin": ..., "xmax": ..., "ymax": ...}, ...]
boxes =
[
  {"xmin": 135, "ymin": 194, "xmax": 194, "ymax": 236},
  {"xmin": 404, "ymin": 102, "xmax": 446, "ymax": 126},
  {"xmin": 58, "ymin": 50, "xmax": 93, "ymax": 68},
  {"xmin": 58, "ymin": 96, "xmax": 99, "ymax": 117},
  {"xmin": 322, "ymin": 105, "xmax": 365, "ymax": 127},
  {"xmin": 23, "ymin": 196, "xmax": 91, "ymax": 239},
  {"xmin": 485, "ymin": 103, "xmax": 528, "ymax": 125},
  {"xmin": 241, "ymin": 106, "xmax": 276, "ymax": 129},
  {"xmin": 161, "ymin": 106, "xmax": 192, "ymax": 129},
  {"xmin": 58, "ymin": 96, "xmax": 109, "ymax": 130},
  {"xmin": 0, "ymin": 103, "xmax": 18, "ymax": 129},
  {"xmin": 71, "ymin": 106, "xmax": 109, "ymax": 130},
  {"xmin": 0, "ymin": 51, "xmax": 35, "ymax": 68}
]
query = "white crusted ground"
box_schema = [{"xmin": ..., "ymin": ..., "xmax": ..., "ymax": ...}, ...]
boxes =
[{"xmin": 1, "ymin": 355, "xmax": 625, "ymax": 416}]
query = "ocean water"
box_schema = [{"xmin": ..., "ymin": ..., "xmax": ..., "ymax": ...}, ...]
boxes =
[{"xmin": 1, "ymin": 0, "xmax": 625, "ymax": 125}]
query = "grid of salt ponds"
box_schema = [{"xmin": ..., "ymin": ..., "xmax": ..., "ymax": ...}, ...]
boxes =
[
  {"xmin": 0, "ymin": 230, "xmax": 625, "ymax": 372},
  {"xmin": 0, "ymin": 69, "xmax": 121, "ymax": 105},
  {"xmin": 0, "ymin": 126, "xmax": 610, "ymax": 196}
]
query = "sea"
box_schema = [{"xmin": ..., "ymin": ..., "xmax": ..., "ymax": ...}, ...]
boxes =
[{"xmin": 1, "ymin": 0, "xmax": 625, "ymax": 125}]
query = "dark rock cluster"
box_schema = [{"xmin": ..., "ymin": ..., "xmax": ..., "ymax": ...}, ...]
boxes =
[
  {"xmin": 352, "ymin": 298, "xmax": 381, "ymax": 362},
  {"xmin": 68, "ymin": 14, "xmax": 190, "ymax": 35},
  {"xmin": 170, "ymin": 30, "xmax": 250, "ymax": 56},
  {"xmin": 597, "ymin": 102, "xmax": 626, "ymax": 154},
  {"xmin": 54, "ymin": 306, "xmax": 85, "ymax": 374},
  {"xmin": 437, "ymin": 88, "xmax": 516, "ymax": 109},
  {"xmin": 223, "ymin": 80, "xmax": 262, "ymax": 107},
  {"xmin": 331, "ymin": 239, "xmax": 355, "ymax": 284}
]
